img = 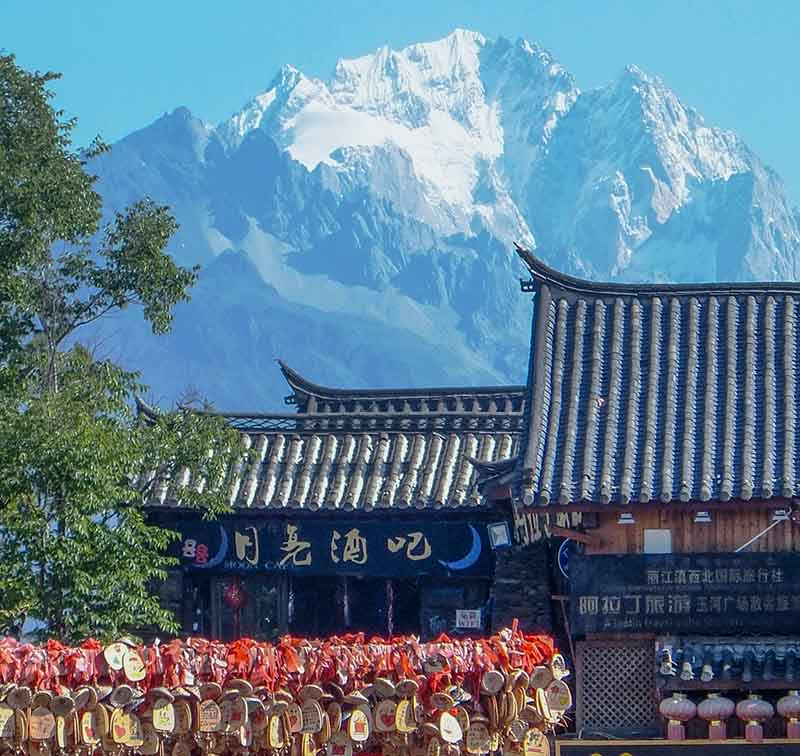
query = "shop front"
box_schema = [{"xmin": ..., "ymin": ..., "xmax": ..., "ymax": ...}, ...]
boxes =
[{"xmin": 153, "ymin": 511, "xmax": 500, "ymax": 641}]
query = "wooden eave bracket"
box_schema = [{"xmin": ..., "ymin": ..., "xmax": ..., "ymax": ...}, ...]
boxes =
[{"xmin": 550, "ymin": 525, "xmax": 600, "ymax": 546}]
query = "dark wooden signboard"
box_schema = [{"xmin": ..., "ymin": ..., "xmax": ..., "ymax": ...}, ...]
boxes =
[
  {"xmin": 556, "ymin": 739, "xmax": 800, "ymax": 756},
  {"xmin": 166, "ymin": 516, "xmax": 491, "ymax": 577},
  {"xmin": 570, "ymin": 553, "xmax": 800, "ymax": 634}
]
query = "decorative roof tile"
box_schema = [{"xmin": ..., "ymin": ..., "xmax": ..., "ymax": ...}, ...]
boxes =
[
  {"xmin": 145, "ymin": 367, "xmax": 526, "ymax": 511},
  {"xmin": 516, "ymin": 246, "xmax": 800, "ymax": 506}
]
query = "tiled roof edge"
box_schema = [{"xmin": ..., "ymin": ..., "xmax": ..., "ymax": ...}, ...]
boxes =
[{"xmin": 514, "ymin": 243, "xmax": 800, "ymax": 298}]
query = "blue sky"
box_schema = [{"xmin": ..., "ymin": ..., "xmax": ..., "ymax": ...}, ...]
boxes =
[{"xmin": 5, "ymin": 0, "xmax": 800, "ymax": 203}]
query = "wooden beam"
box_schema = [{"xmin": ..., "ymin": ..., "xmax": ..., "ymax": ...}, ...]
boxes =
[
  {"xmin": 550, "ymin": 525, "xmax": 600, "ymax": 545},
  {"xmin": 487, "ymin": 485, "xmax": 512, "ymax": 501}
]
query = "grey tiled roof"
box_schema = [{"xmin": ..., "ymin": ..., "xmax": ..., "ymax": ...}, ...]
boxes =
[
  {"xmin": 517, "ymin": 248, "xmax": 800, "ymax": 507},
  {"xmin": 147, "ymin": 368, "xmax": 525, "ymax": 511}
]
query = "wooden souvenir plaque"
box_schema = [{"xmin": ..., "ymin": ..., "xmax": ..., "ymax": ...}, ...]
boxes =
[
  {"xmin": 375, "ymin": 700, "xmax": 397, "ymax": 733},
  {"xmin": 301, "ymin": 700, "xmax": 323, "ymax": 734},
  {"xmin": 29, "ymin": 707, "xmax": 56, "ymax": 741},
  {"xmin": 0, "ymin": 705, "xmax": 15, "ymax": 740},
  {"xmin": 197, "ymin": 700, "xmax": 222, "ymax": 733},
  {"xmin": 152, "ymin": 699, "xmax": 176, "ymax": 733},
  {"xmin": 465, "ymin": 723, "xmax": 490, "ymax": 755},
  {"xmin": 347, "ymin": 709, "xmax": 370, "ymax": 743}
]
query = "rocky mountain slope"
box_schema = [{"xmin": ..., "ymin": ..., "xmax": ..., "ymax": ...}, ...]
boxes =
[{"xmin": 89, "ymin": 29, "xmax": 800, "ymax": 409}]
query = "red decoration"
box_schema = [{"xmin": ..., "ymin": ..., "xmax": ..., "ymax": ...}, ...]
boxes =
[
  {"xmin": 0, "ymin": 624, "xmax": 557, "ymax": 696},
  {"xmin": 736, "ymin": 694, "xmax": 774, "ymax": 743},
  {"xmin": 223, "ymin": 579, "xmax": 247, "ymax": 610},
  {"xmin": 659, "ymin": 692, "xmax": 696, "ymax": 741},
  {"xmin": 697, "ymin": 692, "xmax": 734, "ymax": 740}
]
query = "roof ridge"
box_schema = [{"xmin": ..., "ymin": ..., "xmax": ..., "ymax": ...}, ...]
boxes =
[
  {"xmin": 278, "ymin": 359, "xmax": 526, "ymax": 404},
  {"xmin": 514, "ymin": 243, "xmax": 800, "ymax": 297}
]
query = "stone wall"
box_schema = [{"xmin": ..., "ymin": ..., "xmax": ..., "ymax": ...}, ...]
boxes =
[{"xmin": 490, "ymin": 541, "xmax": 553, "ymax": 633}]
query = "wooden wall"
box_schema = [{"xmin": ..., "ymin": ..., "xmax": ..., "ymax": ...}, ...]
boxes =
[{"xmin": 585, "ymin": 508, "xmax": 800, "ymax": 554}]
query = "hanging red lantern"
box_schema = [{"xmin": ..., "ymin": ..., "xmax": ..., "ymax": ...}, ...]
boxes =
[
  {"xmin": 697, "ymin": 692, "xmax": 735, "ymax": 740},
  {"xmin": 736, "ymin": 694, "xmax": 774, "ymax": 743},
  {"xmin": 223, "ymin": 579, "xmax": 248, "ymax": 610},
  {"xmin": 659, "ymin": 692, "xmax": 696, "ymax": 741},
  {"xmin": 777, "ymin": 690, "xmax": 800, "ymax": 739}
]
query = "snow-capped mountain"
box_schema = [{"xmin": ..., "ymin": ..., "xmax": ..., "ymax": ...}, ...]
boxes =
[{"xmin": 89, "ymin": 29, "xmax": 800, "ymax": 409}]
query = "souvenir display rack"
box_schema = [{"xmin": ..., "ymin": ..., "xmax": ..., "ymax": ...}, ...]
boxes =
[{"xmin": 0, "ymin": 626, "xmax": 570, "ymax": 756}]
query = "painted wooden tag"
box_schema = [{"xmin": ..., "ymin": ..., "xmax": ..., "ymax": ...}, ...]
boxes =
[
  {"xmin": 454, "ymin": 707, "xmax": 470, "ymax": 735},
  {"xmin": 123, "ymin": 648, "xmax": 146, "ymax": 682},
  {"xmin": 268, "ymin": 715, "xmax": 286, "ymax": 749},
  {"xmin": 0, "ymin": 704, "xmax": 15, "ymax": 739},
  {"xmin": 528, "ymin": 667, "xmax": 552, "ymax": 690},
  {"xmin": 301, "ymin": 699, "xmax": 323, "ymax": 733},
  {"xmin": 197, "ymin": 700, "xmax": 222, "ymax": 733},
  {"xmin": 81, "ymin": 709, "xmax": 100, "ymax": 745},
  {"xmin": 438, "ymin": 712, "xmax": 462, "ymax": 744},
  {"xmin": 103, "ymin": 642, "xmax": 127, "ymax": 672},
  {"xmin": 374, "ymin": 700, "xmax": 396, "ymax": 733},
  {"xmin": 522, "ymin": 729, "xmax": 549, "ymax": 756},
  {"xmin": 347, "ymin": 709, "xmax": 369, "ymax": 743},
  {"xmin": 534, "ymin": 690, "xmax": 551, "ymax": 724},
  {"xmin": 98, "ymin": 704, "xmax": 114, "ymax": 751},
  {"xmin": 239, "ymin": 720, "xmax": 253, "ymax": 748},
  {"xmin": 152, "ymin": 699, "xmax": 176, "ymax": 733},
  {"xmin": 55, "ymin": 715, "xmax": 76, "ymax": 749},
  {"xmin": 29, "ymin": 706, "xmax": 56, "ymax": 741},
  {"xmin": 302, "ymin": 732, "xmax": 315, "ymax": 756},
  {"xmin": 481, "ymin": 671, "xmax": 504, "ymax": 696},
  {"xmin": 326, "ymin": 702, "xmax": 342, "ymax": 733},
  {"xmin": 220, "ymin": 695, "xmax": 246, "ymax": 732},
  {"xmin": 12, "ymin": 710, "xmax": 27, "ymax": 744},
  {"xmin": 125, "ymin": 712, "xmax": 144, "ymax": 750},
  {"xmin": 173, "ymin": 701, "xmax": 192, "ymax": 735},
  {"xmin": 250, "ymin": 703, "xmax": 267, "ymax": 734},
  {"xmin": 508, "ymin": 720, "xmax": 527, "ymax": 743},
  {"xmin": 287, "ymin": 702, "xmax": 303, "ymax": 734},
  {"xmin": 394, "ymin": 699, "xmax": 415, "ymax": 734},
  {"xmin": 141, "ymin": 722, "xmax": 161, "ymax": 756},
  {"xmin": 426, "ymin": 737, "xmax": 441, "ymax": 756},
  {"xmin": 543, "ymin": 680, "xmax": 571, "ymax": 715},
  {"xmin": 327, "ymin": 732, "xmax": 352, "ymax": 756},
  {"xmin": 465, "ymin": 723, "xmax": 490, "ymax": 755}
]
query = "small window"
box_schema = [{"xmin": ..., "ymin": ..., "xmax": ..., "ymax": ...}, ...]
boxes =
[{"xmin": 644, "ymin": 529, "xmax": 672, "ymax": 554}]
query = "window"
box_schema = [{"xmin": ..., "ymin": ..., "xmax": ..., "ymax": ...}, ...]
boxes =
[{"xmin": 643, "ymin": 529, "xmax": 672, "ymax": 554}]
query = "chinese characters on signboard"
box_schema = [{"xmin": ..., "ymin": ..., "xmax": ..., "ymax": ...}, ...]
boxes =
[
  {"xmin": 173, "ymin": 517, "xmax": 490, "ymax": 578},
  {"xmin": 570, "ymin": 553, "xmax": 800, "ymax": 634}
]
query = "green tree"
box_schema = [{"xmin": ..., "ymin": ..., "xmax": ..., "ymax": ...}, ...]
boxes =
[{"xmin": 0, "ymin": 54, "xmax": 242, "ymax": 641}]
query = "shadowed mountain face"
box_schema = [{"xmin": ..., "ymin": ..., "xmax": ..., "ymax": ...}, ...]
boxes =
[{"xmin": 88, "ymin": 30, "xmax": 800, "ymax": 410}]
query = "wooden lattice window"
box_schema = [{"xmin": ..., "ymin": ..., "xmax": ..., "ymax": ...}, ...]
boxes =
[{"xmin": 576, "ymin": 639, "xmax": 658, "ymax": 736}]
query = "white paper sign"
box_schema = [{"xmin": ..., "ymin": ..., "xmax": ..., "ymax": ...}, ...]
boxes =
[{"xmin": 455, "ymin": 609, "xmax": 482, "ymax": 629}]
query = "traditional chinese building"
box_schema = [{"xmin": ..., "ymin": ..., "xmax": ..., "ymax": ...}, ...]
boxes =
[
  {"xmin": 509, "ymin": 248, "xmax": 800, "ymax": 746},
  {"xmin": 145, "ymin": 362, "xmax": 556, "ymax": 642}
]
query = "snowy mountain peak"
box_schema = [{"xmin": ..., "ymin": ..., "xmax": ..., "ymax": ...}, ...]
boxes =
[{"xmin": 91, "ymin": 28, "xmax": 800, "ymax": 409}]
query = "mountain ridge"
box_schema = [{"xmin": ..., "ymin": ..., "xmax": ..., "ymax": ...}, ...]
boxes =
[{"xmin": 87, "ymin": 29, "xmax": 800, "ymax": 409}]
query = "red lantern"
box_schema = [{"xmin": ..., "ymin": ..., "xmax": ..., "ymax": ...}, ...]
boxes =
[
  {"xmin": 223, "ymin": 579, "xmax": 248, "ymax": 610},
  {"xmin": 777, "ymin": 690, "xmax": 800, "ymax": 739},
  {"xmin": 736, "ymin": 694, "xmax": 774, "ymax": 743},
  {"xmin": 659, "ymin": 693, "xmax": 696, "ymax": 741},
  {"xmin": 697, "ymin": 692, "xmax": 735, "ymax": 740}
]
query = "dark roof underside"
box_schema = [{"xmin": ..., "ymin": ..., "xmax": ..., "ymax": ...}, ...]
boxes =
[{"xmin": 518, "ymin": 251, "xmax": 800, "ymax": 507}]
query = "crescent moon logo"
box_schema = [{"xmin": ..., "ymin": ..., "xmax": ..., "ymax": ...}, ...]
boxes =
[
  {"xmin": 438, "ymin": 525, "xmax": 482, "ymax": 571},
  {"xmin": 196, "ymin": 525, "xmax": 228, "ymax": 569}
]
